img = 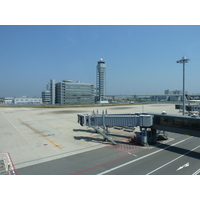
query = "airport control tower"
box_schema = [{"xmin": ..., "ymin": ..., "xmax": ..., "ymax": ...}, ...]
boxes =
[{"xmin": 96, "ymin": 58, "xmax": 108, "ymax": 103}]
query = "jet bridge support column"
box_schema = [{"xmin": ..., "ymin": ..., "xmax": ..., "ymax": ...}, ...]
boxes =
[
  {"xmin": 139, "ymin": 127, "xmax": 148, "ymax": 146},
  {"xmin": 151, "ymin": 128, "xmax": 157, "ymax": 144},
  {"xmin": 143, "ymin": 128, "xmax": 148, "ymax": 146},
  {"xmin": 138, "ymin": 115, "xmax": 154, "ymax": 146}
]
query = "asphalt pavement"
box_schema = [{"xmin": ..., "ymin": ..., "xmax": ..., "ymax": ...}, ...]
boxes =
[{"xmin": 16, "ymin": 132, "xmax": 200, "ymax": 175}]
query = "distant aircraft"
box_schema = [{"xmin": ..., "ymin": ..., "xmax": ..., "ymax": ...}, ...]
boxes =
[{"xmin": 185, "ymin": 94, "xmax": 200, "ymax": 103}]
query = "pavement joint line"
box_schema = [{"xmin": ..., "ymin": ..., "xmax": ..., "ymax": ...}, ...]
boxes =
[
  {"xmin": 18, "ymin": 118, "xmax": 64, "ymax": 149},
  {"xmin": 97, "ymin": 136, "xmax": 193, "ymax": 175}
]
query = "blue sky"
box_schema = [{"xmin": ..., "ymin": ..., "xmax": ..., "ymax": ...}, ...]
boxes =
[{"xmin": 1, "ymin": 25, "xmax": 200, "ymax": 97}]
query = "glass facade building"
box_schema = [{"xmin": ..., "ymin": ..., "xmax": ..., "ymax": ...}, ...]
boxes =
[
  {"xmin": 42, "ymin": 90, "xmax": 51, "ymax": 104},
  {"xmin": 55, "ymin": 80, "xmax": 94, "ymax": 105}
]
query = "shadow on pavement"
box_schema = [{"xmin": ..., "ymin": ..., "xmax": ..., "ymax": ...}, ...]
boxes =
[
  {"xmin": 73, "ymin": 129, "xmax": 93, "ymax": 133},
  {"xmin": 155, "ymin": 142, "xmax": 200, "ymax": 160},
  {"xmin": 74, "ymin": 136, "xmax": 103, "ymax": 142}
]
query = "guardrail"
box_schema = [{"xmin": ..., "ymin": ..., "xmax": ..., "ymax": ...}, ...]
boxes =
[{"xmin": 0, "ymin": 153, "xmax": 17, "ymax": 175}]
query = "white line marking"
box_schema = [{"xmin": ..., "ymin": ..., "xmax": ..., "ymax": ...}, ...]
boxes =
[
  {"xmin": 147, "ymin": 145, "xmax": 200, "ymax": 175},
  {"xmin": 176, "ymin": 162, "xmax": 189, "ymax": 171},
  {"xmin": 97, "ymin": 136, "xmax": 193, "ymax": 175},
  {"xmin": 192, "ymin": 168, "xmax": 200, "ymax": 175}
]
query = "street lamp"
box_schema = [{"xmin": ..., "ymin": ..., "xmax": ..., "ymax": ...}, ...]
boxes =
[{"xmin": 176, "ymin": 56, "xmax": 190, "ymax": 115}]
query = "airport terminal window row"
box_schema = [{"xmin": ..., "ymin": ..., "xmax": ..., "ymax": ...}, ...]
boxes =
[{"xmin": 154, "ymin": 115, "xmax": 200, "ymax": 131}]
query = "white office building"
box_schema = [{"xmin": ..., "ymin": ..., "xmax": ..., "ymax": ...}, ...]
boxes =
[
  {"xmin": 4, "ymin": 97, "xmax": 14, "ymax": 104},
  {"xmin": 14, "ymin": 97, "xmax": 42, "ymax": 105}
]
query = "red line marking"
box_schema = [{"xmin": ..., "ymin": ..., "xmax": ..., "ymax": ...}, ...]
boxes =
[
  {"xmin": 106, "ymin": 143, "xmax": 141, "ymax": 153},
  {"xmin": 89, "ymin": 133, "xmax": 93, "ymax": 137},
  {"xmin": 71, "ymin": 154, "xmax": 131, "ymax": 175},
  {"xmin": 7, "ymin": 152, "xmax": 18, "ymax": 175},
  {"xmin": 107, "ymin": 144, "xmax": 129, "ymax": 153},
  {"xmin": 93, "ymin": 140, "xmax": 141, "ymax": 153}
]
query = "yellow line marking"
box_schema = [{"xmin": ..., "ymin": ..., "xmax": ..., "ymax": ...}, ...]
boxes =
[
  {"xmin": 18, "ymin": 118, "xmax": 64, "ymax": 149},
  {"xmin": 19, "ymin": 113, "xmax": 33, "ymax": 119}
]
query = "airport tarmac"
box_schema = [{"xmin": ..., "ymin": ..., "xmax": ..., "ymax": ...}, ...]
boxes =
[{"xmin": 1, "ymin": 103, "xmax": 199, "ymax": 175}]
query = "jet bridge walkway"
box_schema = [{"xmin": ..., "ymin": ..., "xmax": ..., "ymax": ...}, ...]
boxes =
[
  {"xmin": 77, "ymin": 110, "xmax": 200, "ymax": 145},
  {"xmin": 147, "ymin": 112, "xmax": 200, "ymax": 138},
  {"xmin": 77, "ymin": 110, "xmax": 153, "ymax": 145}
]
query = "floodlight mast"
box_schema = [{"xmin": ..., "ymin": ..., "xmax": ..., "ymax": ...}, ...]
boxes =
[{"xmin": 176, "ymin": 57, "xmax": 190, "ymax": 115}]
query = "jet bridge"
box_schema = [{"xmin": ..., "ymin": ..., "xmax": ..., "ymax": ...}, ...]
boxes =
[
  {"xmin": 77, "ymin": 110, "xmax": 200, "ymax": 146},
  {"xmin": 147, "ymin": 112, "xmax": 200, "ymax": 137},
  {"xmin": 77, "ymin": 110, "xmax": 153, "ymax": 145},
  {"xmin": 175, "ymin": 104, "xmax": 200, "ymax": 115}
]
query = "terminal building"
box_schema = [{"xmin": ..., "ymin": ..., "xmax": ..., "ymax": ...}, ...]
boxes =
[{"xmin": 50, "ymin": 79, "xmax": 94, "ymax": 105}]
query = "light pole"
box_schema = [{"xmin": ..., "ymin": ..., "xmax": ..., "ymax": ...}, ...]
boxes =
[{"xmin": 176, "ymin": 57, "xmax": 190, "ymax": 115}]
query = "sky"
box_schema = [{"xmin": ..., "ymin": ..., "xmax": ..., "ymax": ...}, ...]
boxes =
[{"xmin": 1, "ymin": 25, "xmax": 200, "ymax": 97}]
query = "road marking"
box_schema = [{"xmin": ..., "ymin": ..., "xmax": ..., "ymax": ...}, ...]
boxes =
[
  {"xmin": 147, "ymin": 145, "xmax": 200, "ymax": 175},
  {"xmin": 97, "ymin": 137, "xmax": 193, "ymax": 175},
  {"xmin": 18, "ymin": 118, "xmax": 64, "ymax": 149},
  {"xmin": 176, "ymin": 162, "xmax": 189, "ymax": 171},
  {"xmin": 72, "ymin": 154, "xmax": 131, "ymax": 175},
  {"xmin": 193, "ymin": 168, "xmax": 200, "ymax": 175}
]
